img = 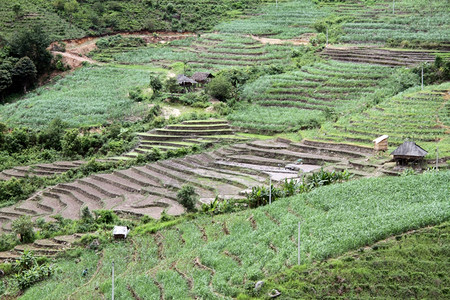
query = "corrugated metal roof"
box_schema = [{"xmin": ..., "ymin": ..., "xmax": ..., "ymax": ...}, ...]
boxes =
[{"xmin": 390, "ymin": 141, "xmax": 428, "ymax": 157}]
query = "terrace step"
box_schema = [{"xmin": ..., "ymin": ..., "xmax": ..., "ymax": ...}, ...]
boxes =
[
  {"xmin": 14, "ymin": 244, "xmax": 62, "ymax": 256},
  {"xmin": 90, "ymin": 173, "xmax": 143, "ymax": 193},
  {"xmin": 230, "ymin": 144, "xmax": 343, "ymax": 165},
  {"xmin": 159, "ymin": 160, "xmax": 252, "ymax": 191},
  {"xmin": 289, "ymin": 142, "xmax": 368, "ymax": 159},
  {"xmin": 33, "ymin": 239, "xmax": 67, "ymax": 250},
  {"xmin": 302, "ymin": 139, "xmax": 374, "ymax": 155},
  {"xmin": 166, "ymin": 124, "xmax": 231, "ymax": 130},
  {"xmin": 145, "ymin": 163, "xmax": 217, "ymax": 197},
  {"xmin": 153, "ymin": 129, "xmax": 233, "ymax": 136},
  {"xmin": 115, "ymin": 168, "xmax": 162, "ymax": 188}
]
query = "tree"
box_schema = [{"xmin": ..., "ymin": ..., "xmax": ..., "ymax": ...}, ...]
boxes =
[
  {"xmin": 9, "ymin": 26, "xmax": 52, "ymax": 73},
  {"xmin": 0, "ymin": 69, "xmax": 12, "ymax": 99},
  {"xmin": 176, "ymin": 185, "xmax": 198, "ymax": 212},
  {"xmin": 13, "ymin": 4, "xmax": 23, "ymax": 19},
  {"xmin": 37, "ymin": 118, "xmax": 67, "ymax": 150},
  {"xmin": 64, "ymin": 0, "xmax": 80, "ymax": 28},
  {"xmin": 149, "ymin": 73, "xmax": 163, "ymax": 96},
  {"xmin": 206, "ymin": 75, "xmax": 233, "ymax": 102},
  {"xmin": 12, "ymin": 216, "xmax": 35, "ymax": 243},
  {"xmin": 12, "ymin": 56, "xmax": 37, "ymax": 93}
]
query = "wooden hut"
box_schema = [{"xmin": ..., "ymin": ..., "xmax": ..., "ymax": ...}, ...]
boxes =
[
  {"xmin": 373, "ymin": 135, "xmax": 389, "ymax": 151},
  {"xmin": 390, "ymin": 141, "xmax": 428, "ymax": 166},
  {"xmin": 192, "ymin": 72, "xmax": 214, "ymax": 86},
  {"xmin": 177, "ymin": 75, "xmax": 197, "ymax": 92}
]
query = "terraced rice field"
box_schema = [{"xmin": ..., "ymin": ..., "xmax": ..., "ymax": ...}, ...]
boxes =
[
  {"xmin": 0, "ymin": 161, "xmax": 85, "ymax": 181},
  {"xmin": 112, "ymin": 33, "xmax": 298, "ymax": 70},
  {"xmin": 317, "ymin": 83, "xmax": 450, "ymax": 157},
  {"xmin": 0, "ymin": 0, "xmax": 85, "ymax": 41},
  {"xmin": 321, "ymin": 46, "xmax": 438, "ymax": 67},
  {"xmin": 0, "ymin": 234, "xmax": 84, "ymax": 262},
  {"xmin": 325, "ymin": 0, "xmax": 450, "ymax": 44},
  {"xmin": 0, "ymin": 138, "xmax": 375, "ymax": 234},
  {"xmin": 18, "ymin": 171, "xmax": 450, "ymax": 299},
  {"xmin": 113, "ymin": 119, "xmax": 248, "ymax": 160},
  {"xmin": 230, "ymin": 60, "xmax": 397, "ymax": 131},
  {"xmin": 214, "ymin": 0, "xmax": 329, "ymax": 39}
]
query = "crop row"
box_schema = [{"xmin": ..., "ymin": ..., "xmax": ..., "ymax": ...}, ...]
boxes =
[
  {"xmin": 316, "ymin": 83, "xmax": 450, "ymax": 156},
  {"xmin": 20, "ymin": 171, "xmax": 450, "ymax": 299},
  {"xmin": 0, "ymin": 66, "xmax": 150, "ymax": 128}
]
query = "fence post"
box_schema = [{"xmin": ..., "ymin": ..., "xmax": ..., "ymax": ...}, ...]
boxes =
[
  {"xmin": 112, "ymin": 261, "xmax": 115, "ymax": 300},
  {"xmin": 298, "ymin": 222, "xmax": 301, "ymax": 265}
]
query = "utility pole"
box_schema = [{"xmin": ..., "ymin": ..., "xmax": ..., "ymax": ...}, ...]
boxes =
[
  {"xmin": 436, "ymin": 146, "xmax": 439, "ymax": 170},
  {"xmin": 392, "ymin": 0, "xmax": 395, "ymax": 14},
  {"xmin": 326, "ymin": 27, "xmax": 328, "ymax": 46},
  {"xmin": 421, "ymin": 65, "xmax": 424, "ymax": 90},
  {"xmin": 276, "ymin": 0, "xmax": 278, "ymax": 9},
  {"xmin": 269, "ymin": 177, "xmax": 272, "ymax": 205},
  {"xmin": 112, "ymin": 261, "xmax": 115, "ymax": 300},
  {"xmin": 298, "ymin": 222, "xmax": 301, "ymax": 265}
]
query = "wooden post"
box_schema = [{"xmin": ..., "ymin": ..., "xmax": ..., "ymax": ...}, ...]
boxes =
[
  {"xmin": 436, "ymin": 146, "xmax": 439, "ymax": 170},
  {"xmin": 326, "ymin": 27, "xmax": 328, "ymax": 46},
  {"xmin": 112, "ymin": 261, "xmax": 115, "ymax": 300},
  {"xmin": 269, "ymin": 177, "xmax": 272, "ymax": 205},
  {"xmin": 421, "ymin": 66, "xmax": 424, "ymax": 90},
  {"xmin": 298, "ymin": 222, "xmax": 301, "ymax": 265}
]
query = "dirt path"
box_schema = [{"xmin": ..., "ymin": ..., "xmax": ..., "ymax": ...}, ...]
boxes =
[
  {"xmin": 50, "ymin": 31, "xmax": 195, "ymax": 70},
  {"xmin": 53, "ymin": 51, "xmax": 97, "ymax": 69}
]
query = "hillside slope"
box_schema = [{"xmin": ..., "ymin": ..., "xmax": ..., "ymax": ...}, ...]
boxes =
[{"xmin": 17, "ymin": 171, "xmax": 450, "ymax": 299}]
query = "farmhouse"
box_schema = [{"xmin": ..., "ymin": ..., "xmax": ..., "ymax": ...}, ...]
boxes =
[
  {"xmin": 390, "ymin": 141, "xmax": 428, "ymax": 166},
  {"xmin": 192, "ymin": 72, "xmax": 214, "ymax": 86}
]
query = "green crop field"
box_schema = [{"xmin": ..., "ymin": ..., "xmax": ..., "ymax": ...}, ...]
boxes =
[
  {"xmin": 0, "ymin": 0, "xmax": 85, "ymax": 42},
  {"xmin": 315, "ymin": 82, "xmax": 450, "ymax": 157},
  {"xmin": 229, "ymin": 60, "xmax": 414, "ymax": 132},
  {"xmin": 261, "ymin": 221, "xmax": 450, "ymax": 299},
  {"xmin": 0, "ymin": 66, "xmax": 151, "ymax": 128},
  {"xmin": 16, "ymin": 171, "xmax": 450, "ymax": 299}
]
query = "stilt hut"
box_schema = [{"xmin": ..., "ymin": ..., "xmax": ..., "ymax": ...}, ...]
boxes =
[
  {"xmin": 373, "ymin": 135, "xmax": 389, "ymax": 151},
  {"xmin": 113, "ymin": 226, "xmax": 130, "ymax": 239},
  {"xmin": 192, "ymin": 72, "xmax": 214, "ymax": 86},
  {"xmin": 390, "ymin": 141, "xmax": 428, "ymax": 166},
  {"xmin": 177, "ymin": 75, "xmax": 197, "ymax": 92}
]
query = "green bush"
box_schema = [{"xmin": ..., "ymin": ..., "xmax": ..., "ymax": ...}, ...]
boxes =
[
  {"xmin": 176, "ymin": 185, "xmax": 198, "ymax": 211},
  {"xmin": 206, "ymin": 75, "xmax": 233, "ymax": 101},
  {"xmin": 12, "ymin": 216, "xmax": 35, "ymax": 243}
]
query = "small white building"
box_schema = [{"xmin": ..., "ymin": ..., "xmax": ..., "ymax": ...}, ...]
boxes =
[
  {"xmin": 373, "ymin": 135, "xmax": 389, "ymax": 151},
  {"xmin": 113, "ymin": 226, "xmax": 130, "ymax": 239}
]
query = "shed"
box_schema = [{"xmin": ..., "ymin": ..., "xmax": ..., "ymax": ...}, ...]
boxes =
[
  {"xmin": 373, "ymin": 135, "xmax": 389, "ymax": 151},
  {"xmin": 177, "ymin": 75, "xmax": 197, "ymax": 92},
  {"xmin": 390, "ymin": 141, "xmax": 428, "ymax": 166},
  {"xmin": 113, "ymin": 226, "xmax": 130, "ymax": 239},
  {"xmin": 192, "ymin": 72, "xmax": 214, "ymax": 85}
]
